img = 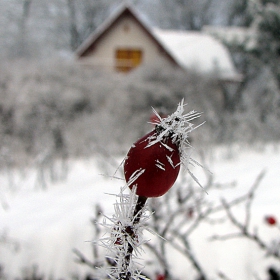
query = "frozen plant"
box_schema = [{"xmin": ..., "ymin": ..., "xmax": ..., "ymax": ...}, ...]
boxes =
[
  {"xmin": 97, "ymin": 187, "xmax": 150, "ymax": 279},
  {"xmin": 209, "ymin": 170, "xmax": 280, "ymax": 279},
  {"xmin": 97, "ymin": 99, "xmax": 204, "ymax": 280}
]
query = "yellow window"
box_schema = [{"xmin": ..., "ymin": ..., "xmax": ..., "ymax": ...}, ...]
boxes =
[{"xmin": 115, "ymin": 49, "xmax": 143, "ymax": 72}]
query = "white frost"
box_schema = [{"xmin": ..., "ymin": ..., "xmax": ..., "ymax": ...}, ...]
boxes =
[{"xmin": 149, "ymin": 99, "xmax": 205, "ymax": 186}]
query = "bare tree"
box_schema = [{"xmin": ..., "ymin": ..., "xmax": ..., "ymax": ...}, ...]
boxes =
[
  {"xmin": 226, "ymin": 0, "xmax": 252, "ymax": 26},
  {"xmin": 158, "ymin": 0, "xmax": 214, "ymax": 30},
  {"xmin": 17, "ymin": 0, "xmax": 32, "ymax": 57},
  {"xmin": 67, "ymin": 0, "xmax": 80, "ymax": 51}
]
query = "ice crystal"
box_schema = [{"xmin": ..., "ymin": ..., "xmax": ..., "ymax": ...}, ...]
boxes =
[
  {"xmin": 97, "ymin": 186, "xmax": 150, "ymax": 279},
  {"xmin": 149, "ymin": 99, "xmax": 205, "ymax": 186}
]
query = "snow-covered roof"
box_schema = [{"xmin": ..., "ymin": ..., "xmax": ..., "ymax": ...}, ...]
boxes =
[
  {"xmin": 153, "ymin": 28, "xmax": 242, "ymax": 81},
  {"xmin": 203, "ymin": 25, "xmax": 258, "ymax": 51}
]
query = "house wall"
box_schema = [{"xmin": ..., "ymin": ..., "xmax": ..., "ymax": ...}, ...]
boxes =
[{"xmin": 80, "ymin": 14, "xmax": 167, "ymax": 71}]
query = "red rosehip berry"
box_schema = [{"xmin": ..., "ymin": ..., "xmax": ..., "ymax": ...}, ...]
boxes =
[
  {"xmin": 124, "ymin": 130, "xmax": 180, "ymax": 197},
  {"xmin": 265, "ymin": 215, "xmax": 277, "ymax": 226}
]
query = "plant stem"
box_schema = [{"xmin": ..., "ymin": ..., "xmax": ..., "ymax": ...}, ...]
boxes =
[
  {"xmin": 133, "ymin": 195, "xmax": 148, "ymax": 223},
  {"xmin": 118, "ymin": 195, "xmax": 148, "ymax": 280}
]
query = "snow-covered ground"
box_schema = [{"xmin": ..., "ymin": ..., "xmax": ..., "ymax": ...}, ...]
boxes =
[{"xmin": 0, "ymin": 144, "xmax": 280, "ymax": 279}]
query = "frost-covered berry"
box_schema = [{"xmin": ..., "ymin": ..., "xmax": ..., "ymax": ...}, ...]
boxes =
[
  {"xmin": 124, "ymin": 130, "xmax": 180, "ymax": 197},
  {"xmin": 124, "ymin": 99, "xmax": 203, "ymax": 197},
  {"xmin": 265, "ymin": 215, "xmax": 277, "ymax": 226}
]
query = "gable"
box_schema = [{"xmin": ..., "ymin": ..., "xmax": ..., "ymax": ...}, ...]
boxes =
[
  {"xmin": 76, "ymin": 5, "xmax": 178, "ymax": 72},
  {"xmin": 83, "ymin": 13, "xmax": 159, "ymax": 58}
]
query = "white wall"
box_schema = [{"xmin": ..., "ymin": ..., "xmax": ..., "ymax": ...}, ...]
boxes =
[{"xmin": 81, "ymin": 14, "xmax": 168, "ymax": 71}]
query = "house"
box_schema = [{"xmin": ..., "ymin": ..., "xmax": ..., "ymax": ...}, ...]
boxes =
[{"xmin": 76, "ymin": 4, "xmax": 242, "ymax": 82}]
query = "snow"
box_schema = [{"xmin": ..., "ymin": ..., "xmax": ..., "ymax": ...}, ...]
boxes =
[
  {"xmin": 203, "ymin": 25, "xmax": 258, "ymax": 51},
  {"xmin": 0, "ymin": 160, "xmax": 120, "ymax": 279},
  {"xmin": 153, "ymin": 28, "xmax": 242, "ymax": 81},
  {"xmin": 1, "ymin": 145, "xmax": 280, "ymax": 279}
]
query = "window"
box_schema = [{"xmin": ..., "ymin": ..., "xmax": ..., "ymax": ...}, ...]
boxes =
[{"xmin": 115, "ymin": 48, "xmax": 143, "ymax": 72}]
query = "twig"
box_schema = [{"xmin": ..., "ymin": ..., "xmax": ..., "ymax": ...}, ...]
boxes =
[
  {"xmin": 118, "ymin": 195, "xmax": 148, "ymax": 280},
  {"xmin": 73, "ymin": 248, "xmax": 102, "ymax": 269},
  {"xmin": 165, "ymin": 231, "xmax": 207, "ymax": 280},
  {"xmin": 212, "ymin": 170, "xmax": 280, "ymax": 260},
  {"xmin": 218, "ymin": 271, "xmax": 232, "ymax": 280}
]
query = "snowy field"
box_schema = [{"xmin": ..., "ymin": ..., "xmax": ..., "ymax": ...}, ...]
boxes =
[{"xmin": 0, "ymin": 143, "xmax": 280, "ymax": 279}]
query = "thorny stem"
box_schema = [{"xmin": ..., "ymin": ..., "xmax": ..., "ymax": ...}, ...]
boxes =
[
  {"xmin": 118, "ymin": 195, "xmax": 148, "ymax": 280},
  {"xmin": 133, "ymin": 196, "xmax": 148, "ymax": 224}
]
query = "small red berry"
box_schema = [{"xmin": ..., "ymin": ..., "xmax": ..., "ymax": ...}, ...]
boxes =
[
  {"xmin": 187, "ymin": 207, "xmax": 194, "ymax": 219},
  {"xmin": 124, "ymin": 130, "xmax": 180, "ymax": 197},
  {"xmin": 265, "ymin": 215, "xmax": 277, "ymax": 226},
  {"xmin": 156, "ymin": 273, "xmax": 165, "ymax": 280}
]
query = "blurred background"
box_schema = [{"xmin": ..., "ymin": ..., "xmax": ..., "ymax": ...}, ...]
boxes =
[{"xmin": 0, "ymin": 0, "xmax": 280, "ymax": 279}]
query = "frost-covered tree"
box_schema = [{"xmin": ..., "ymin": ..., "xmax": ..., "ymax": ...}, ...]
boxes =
[
  {"xmin": 66, "ymin": 0, "xmax": 121, "ymax": 50},
  {"xmin": 137, "ymin": 0, "xmax": 253, "ymax": 30},
  {"xmin": 240, "ymin": 0, "xmax": 280, "ymax": 121},
  {"xmin": 224, "ymin": 0, "xmax": 252, "ymax": 26},
  {"xmin": 251, "ymin": 0, "xmax": 280, "ymax": 85},
  {"xmin": 206, "ymin": 0, "xmax": 280, "ymax": 138},
  {"xmin": 0, "ymin": 0, "xmax": 120, "ymax": 58}
]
